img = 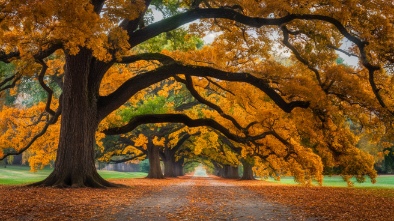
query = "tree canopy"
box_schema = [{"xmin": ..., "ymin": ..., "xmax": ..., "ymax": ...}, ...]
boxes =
[{"xmin": 0, "ymin": 0, "xmax": 393, "ymax": 187}]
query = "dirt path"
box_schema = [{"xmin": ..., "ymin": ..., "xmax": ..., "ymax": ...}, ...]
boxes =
[
  {"xmin": 112, "ymin": 179, "xmax": 194, "ymax": 221},
  {"xmin": 110, "ymin": 175, "xmax": 315, "ymax": 221}
]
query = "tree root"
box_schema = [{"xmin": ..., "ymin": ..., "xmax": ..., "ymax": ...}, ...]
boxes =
[{"xmin": 28, "ymin": 172, "xmax": 123, "ymax": 188}]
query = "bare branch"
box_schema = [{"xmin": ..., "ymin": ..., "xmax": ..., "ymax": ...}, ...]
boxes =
[
  {"xmin": 327, "ymin": 45, "xmax": 359, "ymax": 58},
  {"xmin": 37, "ymin": 59, "xmax": 56, "ymax": 116}
]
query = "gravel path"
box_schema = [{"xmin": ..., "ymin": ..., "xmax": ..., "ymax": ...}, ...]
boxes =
[{"xmin": 110, "ymin": 174, "xmax": 316, "ymax": 220}]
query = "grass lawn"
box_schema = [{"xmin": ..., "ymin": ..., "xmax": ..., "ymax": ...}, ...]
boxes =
[
  {"xmin": 266, "ymin": 175, "xmax": 394, "ymax": 188},
  {"xmin": 2, "ymin": 165, "xmax": 393, "ymax": 188},
  {"xmin": 0, "ymin": 165, "xmax": 147, "ymax": 185}
]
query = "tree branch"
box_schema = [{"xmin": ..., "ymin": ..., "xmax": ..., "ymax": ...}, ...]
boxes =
[
  {"xmin": 98, "ymin": 55, "xmax": 309, "ymax": 120},
  {"xmin": 117, "ymin": 137, "xmax": 147, "ymax": 154},
  {"xmin": 0, "ymin": 43, "xmax": 62, "ymax": 64},
  {"xmin": 108, "ymin": 153, "xmax": 146, "ymax": 164},
  {"xmin": 37, "ymin": 59, "xmax": 56, "ymax": 116},
  {"xmin": 0, "ymin": 106, "xmax": 61, "ymax": 160},
  {"xmin": 0, "ymin": 51, "xmax": 20, "ymax": 63},
  {"xmin": 281, "ymin": 25, "xmax": 323, "ymax": 86},
  {"xmin": 205, "ymin": 77, "xmax": 235, "ymax": 96},
  {"xmin": 174, "ymin": 75, "xmax": 245, "ymax": 131},
  {"xmin": 327, "ymin": 45, "xmax": 359, "ymax": 58},
  {"xmin": 0, "ymin": 74, "xmax": 20, "ymax": 92},
  {"xmin": 119, "ymin": 0, "xmax": 152, "ymax": 37},
  {"xmin": 103, "ymin": 113, "xmax": 246, "ymax": 142},
  {"xmin": 175, "ymin": 100, "xmax": 200, "ymax": 111},
  {"xmin": 128, "ymin": 8, "xmax": 385, "ymax": 111},
  {"xmin": 91, "ymin": 0, "xmax": 106, "ymax": 14}
]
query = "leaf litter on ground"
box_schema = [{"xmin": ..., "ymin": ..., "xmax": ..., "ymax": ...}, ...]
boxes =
[{"xmin": 1, "ymin": 176, "xmax": 394, "ymax": 220}]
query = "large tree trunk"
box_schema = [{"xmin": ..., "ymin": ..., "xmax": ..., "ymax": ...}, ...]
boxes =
[
  {"xmin": 31, "ymin": 50, "xmax": 115, "ymax": 188},
  {"xmin": 146, "ymin": 142, "xmax": 164, "ymax": 179},
  {"xmin": 240, "ymin": 160, "xmax": 255, "ymax": 180}
]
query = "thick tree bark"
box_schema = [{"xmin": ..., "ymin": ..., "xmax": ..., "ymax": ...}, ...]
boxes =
[
  {"xmin": 146, "ymin": 141, "xmax": 164, "ymax": 179},
  {"xmin": 163, "ymin": 148, "xmax": 176, "ymax": 177},
  {"xmin": 240, "ymin": 160, "xmax": 255, "ymax": 180},
  {"xmin": 31, "ymin": 50, "xmax": 116, "ymax": 188}
]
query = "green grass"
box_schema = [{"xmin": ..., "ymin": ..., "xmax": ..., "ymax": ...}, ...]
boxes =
[
  {"xmin": 0, "ymin": 165, "xmax": 147, "ymax": 185},
  {"xmin": 266, "ymin": 175, "xmax": 394, "ymax": 188},
  {"xmin": 2, "ymin": 165, "xmax": 393, "ymax": 188}
]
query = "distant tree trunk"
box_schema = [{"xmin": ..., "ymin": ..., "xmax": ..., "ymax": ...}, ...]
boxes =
[
  {"xmin": 147, "ymin": 141, "xmax": 164, "ymax": 179},
  {"xmin": 213, "ymin": 163, "xmax": 224, "ymax": 177},
  {"xmin": 223, "ymin": 165, "xmax": 239, "ymax": 179},
  {"xmin": 163, "ymin": 148, "xmax": 176, "ymax": 177},
  {"xmin": 217, "ymin": 168, "xmax": 224, "ymax": 177},
  {"xmin": 174, "ymin": 158, "xmax": 184, "ymax": 176},
  {"xmin": 241, "ymin": 160, "xmax": 255, "ymax": 180},
  {"xmin": 31, "ymin": 50, "xmax": 115, "ymax": 188},
  {"xmin": 163, "ymin": 158, "xmax": 175, "ymax": 177}
]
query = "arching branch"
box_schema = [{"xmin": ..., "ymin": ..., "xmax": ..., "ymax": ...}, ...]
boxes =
[
  {"xmin": 103, "ymin": 113, "xmax": 245, "ymax": 142},
  {"xmin": 128, "ymin": 8, "xmax": 384, "ymax": 111},
  {"xmin": 98, "ymin": 55, "xmax": 309, "ymax": 120},
  {"xmin": 103, "ymin": 112, "xmax": 284, "ymax": 151}
]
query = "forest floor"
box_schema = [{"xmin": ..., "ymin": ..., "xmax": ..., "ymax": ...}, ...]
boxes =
[{"xmin": 1, "ymin": 174, "xmax": 394, "ymax": 220}]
